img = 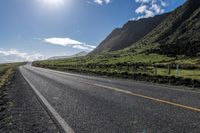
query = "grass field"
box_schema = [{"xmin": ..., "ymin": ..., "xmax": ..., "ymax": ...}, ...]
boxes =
[{"xmin": 33, "ymin": 52, "xmax": 200, "ymax": 83}]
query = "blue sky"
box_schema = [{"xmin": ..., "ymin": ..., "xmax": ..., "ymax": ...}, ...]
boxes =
[{"xmin": 0, "ymin": 0, "xmax": 186, "ymax": 63}]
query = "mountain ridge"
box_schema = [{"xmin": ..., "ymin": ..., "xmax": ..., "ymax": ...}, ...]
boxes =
[
  {"xmin": 129, "ymin": 0, "xmax": 200, "ymax": 57},
  {"xmin": 90, "ymin": 13, "xmax": 169, "ymax": 55}
]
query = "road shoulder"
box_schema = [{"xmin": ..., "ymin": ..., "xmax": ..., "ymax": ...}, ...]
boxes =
[{"xmin": 0, "ymin": 70, "xmax": 59, "ymax": 133}]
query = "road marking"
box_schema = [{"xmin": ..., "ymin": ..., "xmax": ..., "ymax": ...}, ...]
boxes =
[
  {"xmin": 31, "ymin": 66, "xmax": 200, "ymax": 94},
  {"xmin": 26, "ymin": 65, "xmax": 200, "ymax": 112},
  {"xmin": 20, "ymin": 67, "xmax": 75, "ymax": 133},
  {"xmin": 79, "ymin": 81, "xmax": 200, "ymax": 112},
  {"xmin": 27, "ymin": 66, "xmax": 200, "ymax": 112}
]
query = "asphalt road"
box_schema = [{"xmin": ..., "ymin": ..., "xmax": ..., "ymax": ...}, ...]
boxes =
[{"xmin": 19, "ymin": 65, "xmax": 200, "ymax": 133}]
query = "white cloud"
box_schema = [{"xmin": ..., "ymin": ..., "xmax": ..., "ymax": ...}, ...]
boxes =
[
  {"xmin": 135, "ymin": 0, "xmax": 151, "ymax": 3},
  {"xmin": 135, "ymin": 5, "xmax": 148, "ymax": 14},
  {"xmin": 45, "ymin": 37, "xmax": 82, "ymax": 46},
  {"xmin": 44, "ymin": 37, "xmax": 96, "ymax": 51},
  {"xmin": 94, "ymin": 0, "xmax": 111, "ymax": 5},
  {"xmin": 150, "ymin": 3, "xmax": 164, "ymax": 14},
  {"xmin": 72, "ymin": 44, "xmax": 96, "ymax": 51},
  {"xmin": 0, "ymin": 49, "xmax": 45, "ymax": 63},
  {"xmin": 160, "ymin": 0, "xmax": 167, "ymax": 7},
  {"xmin": 133, "ymin": 0, "xmax": 168, "ymax": 20}
]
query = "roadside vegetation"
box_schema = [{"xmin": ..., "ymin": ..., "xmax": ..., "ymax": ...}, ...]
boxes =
[
  {"xmin": 33, "ymin": 49, "xmax": 200, "ymax": 89},
  {"xmin": 0, "ymin": 62, "xmax": 26, "ymax": 131},
  {"xmin": 0, "ymin": 62, "xmax": 26, "ymax": 88}
]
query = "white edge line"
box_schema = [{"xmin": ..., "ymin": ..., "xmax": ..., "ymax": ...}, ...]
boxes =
[{"xmin": 19, "ymin": 66, "xmax": 75, "ymax": 133}]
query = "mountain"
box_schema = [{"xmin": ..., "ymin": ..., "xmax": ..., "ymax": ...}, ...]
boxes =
[
  {"xmin": 73, "ymin": 51, "xmax": 88, "ymax": 57},
  {"xmin": 133, "ymin": 0, "xmax": 200, "ymax": 57},
  {"xmin": 90, "ymin": 13, "xmax": 169, "ymax": 55},
  {"xmin": 48, "ymin": 51, "xmax": 88, "ymax": 60}
]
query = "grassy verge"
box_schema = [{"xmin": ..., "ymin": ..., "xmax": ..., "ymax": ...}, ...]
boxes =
[
  {"xmin": 0, "ymin": 62, "xmax": 26, "ymax": 88},
  {"xmin": 0, "ymin": 63, "xmax": 26, "ymax": 131}
]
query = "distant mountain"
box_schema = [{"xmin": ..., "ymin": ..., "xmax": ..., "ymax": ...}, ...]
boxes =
[
  {"xmin": 90, "ymin": 13, "xmax": 169, "ymax": 55},
  {"xmin": 133, "ymin": 0, "xmax": 200, "ymax": 57},
  {"xmin": 73, "ymin": 51, "xmax": 88, "ymax": 57},
  {"xmin": 48, "ymin": 51, "xmax": 88, "ymax": 60}
]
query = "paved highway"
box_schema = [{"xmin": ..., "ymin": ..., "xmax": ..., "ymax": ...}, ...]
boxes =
[{"xmin": 19, "ymin": 65, "xmax": 200, "ymax": 133}]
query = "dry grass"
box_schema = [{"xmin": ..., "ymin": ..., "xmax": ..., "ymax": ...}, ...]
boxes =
[{"xmin": 0, "ymin": 63, "xmax": 26, "ymax": 88}]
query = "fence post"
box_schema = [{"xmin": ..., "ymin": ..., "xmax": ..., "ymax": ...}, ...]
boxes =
[
  {"xmin": 168, "ymin": 64, "xmax": 171, "ymax": 75},
  {"xmin": 176, "ymin": 64, "xmax": 179, "ymax": 77}
]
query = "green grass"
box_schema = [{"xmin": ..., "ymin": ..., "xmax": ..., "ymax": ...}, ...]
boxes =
[
  {"xmin": 153, "ymin": 68, "xmax": 200, "ymax": 80},
  {"xmin": 108, "ymin": 53, "xmax": 174, "ymax": 64},
  {"xmin": 33, "ymin": 52, "xmax": 200, "ymax": 81}
]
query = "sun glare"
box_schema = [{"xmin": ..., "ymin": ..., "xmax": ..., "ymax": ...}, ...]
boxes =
[{"xmin": 42, "ymin": 0, "xmax": 65, "ymax": 7}]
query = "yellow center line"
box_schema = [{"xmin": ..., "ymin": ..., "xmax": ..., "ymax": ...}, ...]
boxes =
[
  {"xmin": 79, "ymin": 80, "xmax": 200, "ymax": 112},
  {"xmin": 29, "ymin": 66, "xmax": 200, "ymax": 112}
]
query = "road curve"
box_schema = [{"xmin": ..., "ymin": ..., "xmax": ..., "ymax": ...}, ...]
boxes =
[{"xmin": 19, "ymin": 65, "xmax": 200, "ymax": 133}]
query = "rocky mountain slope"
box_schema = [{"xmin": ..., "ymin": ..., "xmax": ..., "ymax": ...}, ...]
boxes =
[{"xmin": 90, "ymin": 13, "xmax": 169, "ymax": 55}]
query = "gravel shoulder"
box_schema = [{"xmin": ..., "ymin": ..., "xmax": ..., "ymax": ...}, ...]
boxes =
[{"xmin": 0, "ymin": 70, "xmax": 60, "ymax": 133}]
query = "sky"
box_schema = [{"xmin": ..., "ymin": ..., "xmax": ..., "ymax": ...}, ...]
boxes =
[{"xmin": 0, "ymin": 0, "xmax": 186, "ymax": 63}]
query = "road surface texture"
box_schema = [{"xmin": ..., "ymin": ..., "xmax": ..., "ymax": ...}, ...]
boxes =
[
  {"xmin": 19, "ymin": 65, "xmax": 200, "ymax": 133},
  {"xmin": 0, "ymin": 71, "xmax": 59, "ymax": 133}
]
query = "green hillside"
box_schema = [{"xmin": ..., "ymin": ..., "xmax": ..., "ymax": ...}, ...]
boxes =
[{"xmin": 128, "ymin": 0, "xmax": 200, "ymax": 57}]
